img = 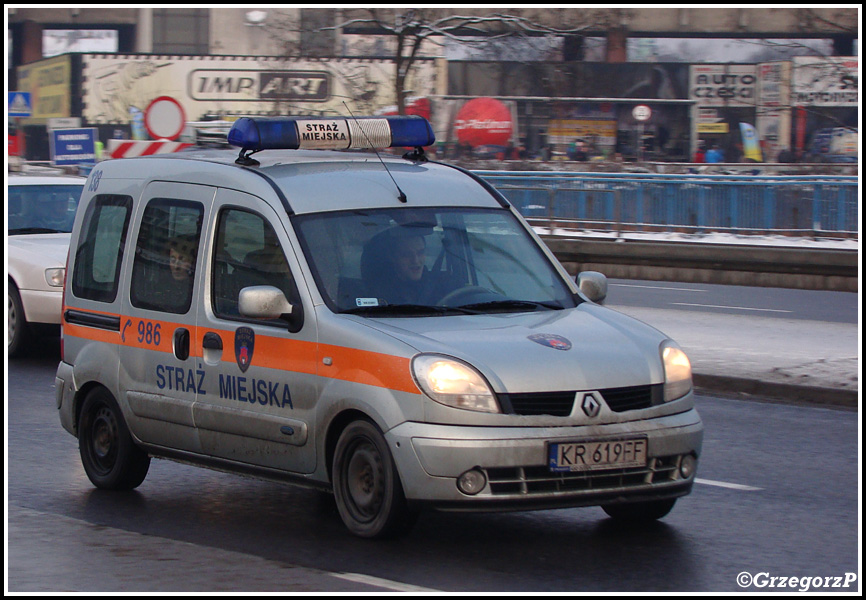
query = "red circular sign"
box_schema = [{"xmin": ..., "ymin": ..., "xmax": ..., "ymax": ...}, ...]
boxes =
[
  {"xmin": 454, "ymin": 97, "xmax": 513, "ymax": 147},
  {"xmin": 144, "ymin": 96, "xmax": 186, "ymax": 141}
]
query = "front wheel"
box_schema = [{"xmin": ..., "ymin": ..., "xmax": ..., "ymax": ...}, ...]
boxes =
[
  {"xmin": 602, "ymin": 498, "xmax": 677, "ymax": 522},
  {"xmin": 332, "ymin": 419, "xmax": 418, "ymax": 538},
  {"xmin": 78, "ymin": 387, "xmax": 150, "ymax": 490},
  {"xmin": 8, "ymin": 282, "xmax": 31, "ymax": 358}
]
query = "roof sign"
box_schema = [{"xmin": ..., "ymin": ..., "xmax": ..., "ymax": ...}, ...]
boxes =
[{"xmin": 228, "ymin": 116, "xmax": 436, "ymax": 153}]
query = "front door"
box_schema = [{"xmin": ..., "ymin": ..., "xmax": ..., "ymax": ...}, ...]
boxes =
[{"xmin": 192, "ymin": 188, "xmax": 318, "ymax": 474}]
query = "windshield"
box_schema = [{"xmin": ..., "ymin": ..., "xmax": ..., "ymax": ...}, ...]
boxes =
[
  {"xmin": 294, "ymin": 207, "xmax": 578, "ymax": 315},
  {"xmin": 8, "ymin": 184, "xmax": 84, "ymax": 234}
]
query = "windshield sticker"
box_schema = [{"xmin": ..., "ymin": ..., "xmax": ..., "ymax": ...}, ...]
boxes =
[
  {"xmin": 235, "ymin": 327, "xmax": 255, "ymax": 372},
  {"xmin": 528, "ymin": 333, "xmax": 572, "ymax": 351},
  {"xmin": 356, "ymin": 298, "xmax": 380, "ymax": 307}
]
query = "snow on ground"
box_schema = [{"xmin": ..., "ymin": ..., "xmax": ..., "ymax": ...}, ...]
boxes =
[{"xmin": 534, "ymin": 227, "xmax": 860, "ymax": 251}]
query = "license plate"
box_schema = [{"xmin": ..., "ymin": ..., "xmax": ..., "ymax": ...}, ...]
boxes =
[{"xmin": 548, "ymin": 437, "xmax": 648, "ymax": 472}]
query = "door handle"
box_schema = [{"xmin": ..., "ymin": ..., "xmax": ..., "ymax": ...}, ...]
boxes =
[
  {"xmin": 202, "ymin": 332, "xmax": 223, "ymax": 351},
  {"xmin": 173, "ymin": 328, "xmax": 190, "ymax": 360}
]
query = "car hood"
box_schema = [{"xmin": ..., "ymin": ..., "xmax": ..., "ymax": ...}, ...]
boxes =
[
  {"xmin": 8, "ymin": 234, "xmax": 71, "ymax": 267},
  {"xmin": 365, "ymin": 303, "xmax": 669, "ymax": 393}
]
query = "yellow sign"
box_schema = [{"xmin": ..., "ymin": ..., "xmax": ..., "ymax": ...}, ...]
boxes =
[
  {"xmin": 548, "ymin": 119, "xmax": 617, "ymax": 144},
  {"xmin": 16, "ymin": 55, "xmax": 72, "ymax": 123},
  {"xmin": 698, "ymin": 122, "xmax": 729, "ymax": 134}
]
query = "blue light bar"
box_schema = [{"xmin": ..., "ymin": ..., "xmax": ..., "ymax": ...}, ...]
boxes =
[{"xmin": 228, "ymin": 116, "xmax": 435, "ymax": 153}]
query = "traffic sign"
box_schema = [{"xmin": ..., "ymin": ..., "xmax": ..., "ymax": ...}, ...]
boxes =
[
  {"xmin": 9, "ymin": 92, "xmax": 32, "ymax": 117},
  {"xmin": 144, "ymin": 96, "xmax": 186, "ymax": 141},
  {"xmin": 50, "ymin": 128, "xmax": 98, "ymax": 165},
  {"xmin": 632, "ymin": 105, "xmax": 652, "ymax": 122}
]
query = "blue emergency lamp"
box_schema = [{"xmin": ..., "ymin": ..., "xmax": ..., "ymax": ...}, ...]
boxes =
[{"xmin": 228, "ymin": 115, "xmax": 435, "ymax": 165}]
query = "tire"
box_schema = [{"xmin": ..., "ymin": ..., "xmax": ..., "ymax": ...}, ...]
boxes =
[
  {"xmin": 78, "ymin": 387, "xmax": 150, "ymax": 490},
  {"xmin": 8, "ymin": 282, "xmax": 31, "ymax": 358},
  {"xmin": 602, "ymin": 498, "xmax": 677, "ymax": 522},
  {"xmin": 332, "ymin": 419, "xmax": 418, "ymax": 539}
]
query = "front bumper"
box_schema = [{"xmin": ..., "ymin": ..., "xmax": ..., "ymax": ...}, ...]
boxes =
[
  {"xmin": 386, "ymin": 407, "xmax": 703, "ymax": 510},
  {"xmin": 18, "ymin": 287, "xmax": 63, "ymax": 325}
]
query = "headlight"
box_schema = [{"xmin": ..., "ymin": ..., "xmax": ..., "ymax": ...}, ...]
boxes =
[
  {"xmin": 412, "ymin": 354, "xmax": 500, "ymax": 413},
  {"xmin": 661, "ymin": 340, "xmax": 692, "ymax": 402},
  {"xmin": 45, "ymin": 268, "xmax": 65, "ymax": 288}
]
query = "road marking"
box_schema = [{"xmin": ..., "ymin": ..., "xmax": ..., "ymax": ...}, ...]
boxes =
[
  {"xmin": 331, "ymin": 572, "xmax": 440, "ymax": 592},
  {"xmin": 672, "ymin": 302, "xmax": 792, "ymax": 314},
  {"xmin": 696, "ymin": 477, "xmax": 762, "ymax": 491},
  {"xmin": 611, "ymin": 283, "xmax": 707, "ymax": 292}
]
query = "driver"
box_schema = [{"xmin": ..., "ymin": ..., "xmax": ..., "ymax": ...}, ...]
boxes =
[{"xmin": 361, "ymin": 228, "xmax": 433, "ymax": 305}]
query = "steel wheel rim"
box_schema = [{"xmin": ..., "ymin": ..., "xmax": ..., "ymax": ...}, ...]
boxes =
[
  {"xmin": 89, "ymin": 405, "xmax": 119, "ymax": 475},
  {"xmin": 344, "ymin": 439, "xmax": 385, "ymax": 522}
]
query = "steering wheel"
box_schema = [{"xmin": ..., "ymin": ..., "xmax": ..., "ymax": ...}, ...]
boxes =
[{"xmin": 437, "ymin": 285, "xmax": 496, "ymax": 306}]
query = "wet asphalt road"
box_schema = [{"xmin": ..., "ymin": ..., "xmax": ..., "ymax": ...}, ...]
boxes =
[{"xmin": 6, "ymin": 341, "xmax": 860, "ymax": 593}]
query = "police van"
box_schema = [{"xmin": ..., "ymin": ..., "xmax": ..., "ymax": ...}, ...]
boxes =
[{"xmin": 57, "ymin": 115, "xmax": 703, "ymax": 538}]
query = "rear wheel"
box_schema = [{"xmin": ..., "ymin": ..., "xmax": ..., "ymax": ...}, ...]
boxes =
[
  {"xmin": 602, "ymin": 498, "xmax": 677, "ymax": 522},
  {"xmin": 332, "ymin": 419, "xmax": 418, "ymax": 538},
  {"xmin": 78, "ymin": 387, "xmax": 150, "ymax": 490}
]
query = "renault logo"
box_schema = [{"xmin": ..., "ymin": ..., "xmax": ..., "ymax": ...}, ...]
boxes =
[{"xmin": 581, "ymin": 394, "xmax": 601, "ymax": 418}]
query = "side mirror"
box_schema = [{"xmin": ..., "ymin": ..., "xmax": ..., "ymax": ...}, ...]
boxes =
[
  {"xmin": 239, "ymin": 285, "xmax": 293, "ymax": 319},
  {"xmin": 577, "ymin": 271, "xmax": 607, "ymax": 304}
]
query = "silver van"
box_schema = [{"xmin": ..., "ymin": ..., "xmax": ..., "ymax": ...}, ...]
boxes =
[{"xmin": 57, "ymin": 116, "xmax": 702, "ymax": 538}]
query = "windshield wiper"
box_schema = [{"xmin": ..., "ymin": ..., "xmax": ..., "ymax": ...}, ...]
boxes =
[
  {"xmin": 342, "ymin": 303, "xmax": 480, "ymax": 316},
  {"xmin": 456, "ymin": 299, "xmax": 564, "ymax": 312},
  {"xmin": 9, "ymin": 227, "xmax": 66, "ymax": 235}
]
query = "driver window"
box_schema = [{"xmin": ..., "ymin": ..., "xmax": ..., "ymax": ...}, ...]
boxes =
[{"xmin": 212, "ymin": 208, "xmax": 297, "ymax": 321}]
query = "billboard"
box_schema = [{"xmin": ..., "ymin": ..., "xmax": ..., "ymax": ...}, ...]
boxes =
[
  {"xmin": 791, "ymin": 56, "xmax": 858, "ymax": 107},
  {"xmin": 80, "ymin": 55, "xmax": 441, "ymax": 124},
  {"xmin": 15, "ymin": 55, "xmax": 73, "ymax": 123},
  {"xmin": 689, "ymin": 64, "xmax": 757, "ymax": 108}
]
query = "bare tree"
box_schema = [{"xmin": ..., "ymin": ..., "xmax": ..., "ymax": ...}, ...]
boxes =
[{"xmin": 329, "ymin": 8, "xmax": 596, "ymax": 114}]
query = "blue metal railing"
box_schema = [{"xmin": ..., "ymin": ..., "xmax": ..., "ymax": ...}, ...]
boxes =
[{"xmin": 475, "ymin": 171, "xmax": 859, "ymax": 237}]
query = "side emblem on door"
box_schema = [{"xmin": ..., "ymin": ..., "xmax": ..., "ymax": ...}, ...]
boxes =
[{"xmin": 235, "ymin": 327, "xmax": 255, "ymax": 372}]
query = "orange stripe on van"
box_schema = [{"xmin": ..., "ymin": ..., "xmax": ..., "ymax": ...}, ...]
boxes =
[
  {"xmin": 319, "ymin": 343, "xmax": 420, "ymax": 395},
  {"xmin": 199, "ymin": 331, "xmax": 319, "ymax": 376},
  {"xmin": 65, "ymin": 312, "xmax": 421, "ymax": 395}
]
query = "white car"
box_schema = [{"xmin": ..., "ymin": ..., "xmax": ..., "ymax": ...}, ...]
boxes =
[{"xmin": 8, "ymin": 174, "xmax": 86, "ymax": 356}]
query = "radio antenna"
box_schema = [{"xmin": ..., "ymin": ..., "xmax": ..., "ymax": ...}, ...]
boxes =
[{"xmin": 344, "ymin": 102, "xmax": 407, "ymax": 203}]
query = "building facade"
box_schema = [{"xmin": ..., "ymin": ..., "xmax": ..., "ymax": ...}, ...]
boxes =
[{"xmin": 8, "ymin": 7, "xmax": 858, "ymax": 163}]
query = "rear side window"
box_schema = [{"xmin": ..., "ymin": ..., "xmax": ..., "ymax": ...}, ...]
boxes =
[
  {"xmin": 130, "ymin": 199, "xmax": 204, "ymax": 314},
  {"xmin": 71, "ymin": 194, "xmax": 133, "ymax": 303}
]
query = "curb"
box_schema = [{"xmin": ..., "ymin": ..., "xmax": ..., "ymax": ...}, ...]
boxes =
[
  {"xmin": 693, "ymin": 374, "xmax": 859, "ymax": 410},
  {"xmin": 543, "ymin": 236, "xmax": 859, "ymax": 293}
]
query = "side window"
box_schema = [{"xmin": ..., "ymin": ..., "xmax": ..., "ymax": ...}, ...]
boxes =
[
  {"xmin": 212, "ymin": 208, "xmax": 297, "ymax": 323},
  {"xmin": 130, "ymin": 199, "xmax": 204, "ymax": 314},
  {"xmin": 71, "ymin": 194, "xmax": 133, "ymax": 303}
]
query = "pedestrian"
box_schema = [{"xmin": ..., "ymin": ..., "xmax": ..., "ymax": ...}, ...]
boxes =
[
  {"xmin": 705, "ymin": 145, "xmax": 724, "ymax": 163},
  {"xmin": 777, "ymin": 148, "xmax": 795, "ymax": 163},
  {"xmin": 573, "ymin": 141, "xmax": 588, "ymax": 162}
]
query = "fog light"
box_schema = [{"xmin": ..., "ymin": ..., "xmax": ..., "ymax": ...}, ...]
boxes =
[
  {"xmin": 680, "ymin": 455, "xmax": 697, "ymax": 479},
  {"xmin": 457, "ymin": 469, "xmax": 487, "ymax": 495}
]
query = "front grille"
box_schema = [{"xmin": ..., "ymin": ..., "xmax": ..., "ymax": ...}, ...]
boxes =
[
  {"xmin": 486, "ymin": 455, "xmax": 683, "ymax": 496},
  {"xmin": 502, "ymin": 391, "xmax": 576, "ymax": 416},
  {"xmin": 600, "ymin": 385, "xmax": 659, "ymax": 412},
  {"xmin": 501, "ymin": 384, "xmax": 660, "ymax": 416}
]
